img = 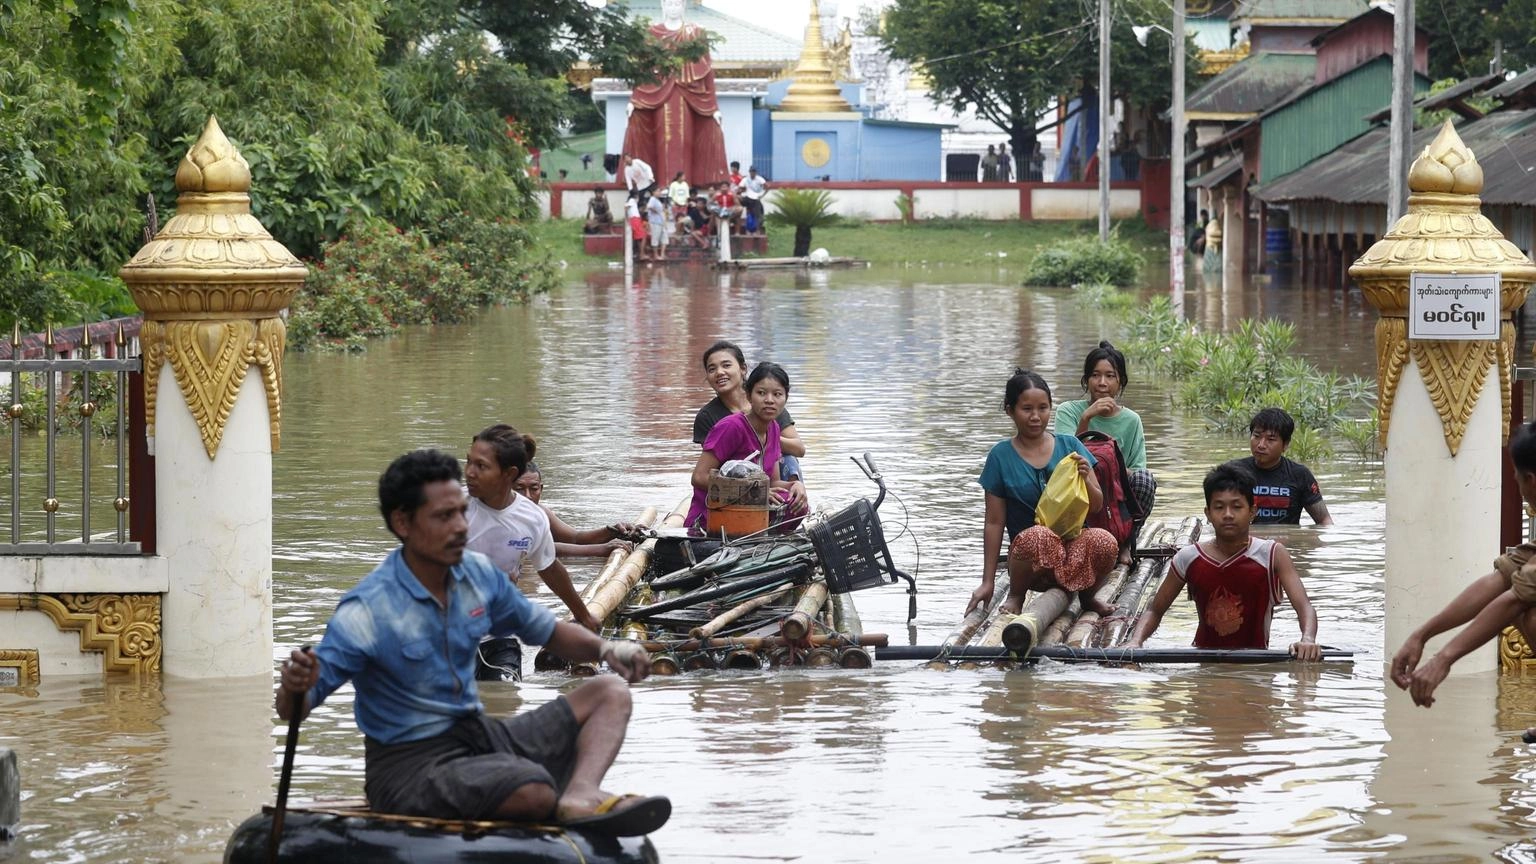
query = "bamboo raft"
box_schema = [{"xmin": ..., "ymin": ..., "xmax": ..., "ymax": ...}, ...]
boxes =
[
  {"xmin": 537, "ymin": 495, "xmax": 904, "ymax": 675},
  {"xmin": 934, "ymin": 517, "xmax": 1204, "ymax": 666}
]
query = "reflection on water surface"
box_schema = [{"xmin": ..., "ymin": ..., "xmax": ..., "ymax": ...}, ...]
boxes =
[{"xmin": 4, "ymin": 264, "xmax": 1536, "ymax": 862}]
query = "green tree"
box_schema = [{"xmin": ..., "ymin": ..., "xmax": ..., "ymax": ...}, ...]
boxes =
[
  {"xmin": 1423, "ymin": 0, "xmax": 1536, "ymax": 81},
  {"xmin": 880, "ymin": 0, "xmax": 1203, "ymax": 162}
]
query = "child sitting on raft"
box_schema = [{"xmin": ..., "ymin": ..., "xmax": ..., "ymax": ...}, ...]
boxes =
[
  {"xmin": 1391, "ymin": 419, "xmax": 1536, "ymax": 708},
  {"xmin": 685, "ymin": 361, "xmax": 808, "ymax": 535},
  {"xmin": 966, "ymin": 369, "xmax": 1120, "ymax": 618},
  {"xmin": 1054, "ymin": 340, "xmax": 1155, "ymax": 520},
  {"xmin": 1128, "ymin": 462, "xmax": 1322, "ymax": 660}
]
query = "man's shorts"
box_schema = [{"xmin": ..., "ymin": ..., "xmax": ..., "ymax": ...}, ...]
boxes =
[
  {"xmin": 1494, "ymin": 542, "xmax": 1536, "ymax": 604},
  {"xmin": 363, "ymin": 698, "xmax": 579, "ymax": 820}
]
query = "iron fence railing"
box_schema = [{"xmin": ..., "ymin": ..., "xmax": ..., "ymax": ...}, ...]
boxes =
[{"xmin": 3, "ymin": 322, "xmax": 143, "ymax": 555}]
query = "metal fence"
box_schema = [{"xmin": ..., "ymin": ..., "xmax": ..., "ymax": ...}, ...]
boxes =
[{"xmin": 2, "ymin": 322, "xmax": 143, "ymax": 555}]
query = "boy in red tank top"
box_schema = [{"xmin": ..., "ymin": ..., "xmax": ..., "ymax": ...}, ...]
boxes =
[{"xmin": 1129, "ymin": 463, "xmax": 1322, "ymax": 659}]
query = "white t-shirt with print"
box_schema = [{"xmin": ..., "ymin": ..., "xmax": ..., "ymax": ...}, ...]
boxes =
[{"xmin": 466, "ymin": 493, "xmax": 556, "ymax": 577}]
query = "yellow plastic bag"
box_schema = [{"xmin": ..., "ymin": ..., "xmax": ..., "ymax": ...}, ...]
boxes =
[{"xmin": 1035, "ymin": 456, "xmax": 1089, "ymax": 540}]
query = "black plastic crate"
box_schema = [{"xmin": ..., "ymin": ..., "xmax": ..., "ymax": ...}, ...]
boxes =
[{"xmin": 808, "ymin": 498, "xmax": 897, "ymax": 593}]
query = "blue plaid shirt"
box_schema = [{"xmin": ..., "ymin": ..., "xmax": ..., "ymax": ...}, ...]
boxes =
[{"xmin": 307, "ymin": 548, "xmax": 557, "ymax": 744}]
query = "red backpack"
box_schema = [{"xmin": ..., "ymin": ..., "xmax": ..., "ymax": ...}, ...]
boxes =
[{"xmin": 1078, "ymin": 431, "xmax": 1143, "ymax": 545}]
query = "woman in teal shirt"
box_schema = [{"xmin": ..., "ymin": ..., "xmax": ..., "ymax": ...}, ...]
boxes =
[
  {"xmin": 967, "ymin": 370, "xmax": 1117, "ymax": 618},
  {"xmin": 1055, "ymin": 341, "xmax": 1156, "ymax": 521}
]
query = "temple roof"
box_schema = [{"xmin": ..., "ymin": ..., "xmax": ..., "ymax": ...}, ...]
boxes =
[{"xmin": 619, "ymin": 1, "xmax": 802, "ymax": 66}]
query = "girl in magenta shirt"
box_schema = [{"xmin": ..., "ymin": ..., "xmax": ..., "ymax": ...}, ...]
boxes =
[{"xmin": 685, "ymin": 362, "xmax": 808, "ymax": 533}]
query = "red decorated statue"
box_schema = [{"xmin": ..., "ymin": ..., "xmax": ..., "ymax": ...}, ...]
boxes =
[{"xmin": 621, "ymin": 0, "xmax": 730, "ymax": 187}]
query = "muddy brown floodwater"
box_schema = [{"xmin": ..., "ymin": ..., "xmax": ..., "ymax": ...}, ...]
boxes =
[{"xmin": 6, "ymin": 262, "xmax": 1536, "ymax": 863}]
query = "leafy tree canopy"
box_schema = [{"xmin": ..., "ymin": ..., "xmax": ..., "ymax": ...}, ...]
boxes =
[{"xmin": 881, "ymin": 0, "xmax": 1204, "ymax": 155}]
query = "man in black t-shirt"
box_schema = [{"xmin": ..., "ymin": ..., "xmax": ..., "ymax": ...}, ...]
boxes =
[{"xmin": 1232, "ymin": 408, "xmax": 1333, "ymax": 526}]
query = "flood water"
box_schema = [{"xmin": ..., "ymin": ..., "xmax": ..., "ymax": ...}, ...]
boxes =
[{"xmin": 6, "ymin": 261, "xmax": 1536, "ymax": 863}]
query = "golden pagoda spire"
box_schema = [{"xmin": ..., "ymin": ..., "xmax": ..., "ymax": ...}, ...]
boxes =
[
  {"xmin": 119, "ymin": 116, "xmax": 307, "ymax": 458},
  {"xmin": 1349, "ymin": 120, "xmax": 1536, "ymax": 455},
  {"xmin": 777, "ymin": 0, "xmax": 856, "ymax": 113}
]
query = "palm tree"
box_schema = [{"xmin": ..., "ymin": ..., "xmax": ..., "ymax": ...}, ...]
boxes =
[{"xmin": 768, "ymin": 189, "xmax": 837, "ymax": 257}]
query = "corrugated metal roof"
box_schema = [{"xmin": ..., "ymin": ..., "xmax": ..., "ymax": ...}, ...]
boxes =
[
  {"xmin": 1233, "ymin": 0, "xmax": 1368, "ymax": 22},
  {"xmin": 621, "ymin": 1, "xmax": 802, "ymax": 64},
  {"xmin": 1253, "ymin": 109, "xmax": 1536, "ymax": 206},
  {"xmin": 1363, "ymin": 72, "xmax": 1503, "ymax": 123},
  {"xmin": 1185, "ymin": 52, "xmax": 1318, "ymax": 117},
  {"xmin": 1259, "ymin": 55, "xmax": 1430, "ymax": 181},
  {"xmin": 1490, "ymin": 67, "xmax": 1536, "ymax": 102},
  {"xmin": 1190, "ymin": 158, "xmax": 1244, "ymax": 188}
]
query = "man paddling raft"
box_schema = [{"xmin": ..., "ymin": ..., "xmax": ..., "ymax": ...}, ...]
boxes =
[{"xmin": 276, "ymin": 449, "xmax": 670, "ymax": 836}]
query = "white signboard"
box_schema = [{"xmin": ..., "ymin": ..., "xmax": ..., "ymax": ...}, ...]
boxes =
[
  {"xmin": 0, "ymin": 667, "xmax": 16, "ymax": 687},
  {"xmin": 1409, "ymin": 272, "xmax": 1501, "ymax": 341}
]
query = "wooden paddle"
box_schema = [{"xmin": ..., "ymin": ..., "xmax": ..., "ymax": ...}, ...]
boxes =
[{"xmin": 270, "ymin": 646, "xmax": 311, "ymax": 864}]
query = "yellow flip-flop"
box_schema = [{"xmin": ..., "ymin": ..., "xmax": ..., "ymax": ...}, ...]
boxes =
[{"xmin": 561, "ymin": 794, "xmax": 671, "ymax": 837}]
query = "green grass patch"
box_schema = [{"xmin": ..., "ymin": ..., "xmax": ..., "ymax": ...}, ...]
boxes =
[
  {"xmin": 532, "ymin": 215, "xmax": 1168, "ymax": 271},
  {"xmin": 540, "ymin": 131, "xmax": 610, "ymax": 183}
]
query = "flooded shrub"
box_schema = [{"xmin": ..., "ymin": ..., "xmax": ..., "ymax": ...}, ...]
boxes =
[
  {"xmin": 1023, "ymin": 236, "xmax": 1144, "ymax": 287},
  {"xmin": 434, "ymin": 214, "xmax": 559, "ymax": 306},
  {"xmin": 1071, "ymin": 283, "xmax": 1137, "ymax": 312},
  {"xmin": 289, "ymin": 216, "xmax": 553, "ymax": 351},
  {"xmin": 1123, "ymin": 298, "xmax": 1376, "ymax": 453}
]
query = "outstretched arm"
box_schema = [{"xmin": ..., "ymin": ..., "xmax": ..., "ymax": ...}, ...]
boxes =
[
  {"xmin": 538, "ymin": 559, "xmax": 602, "ymax": 632},
  {"xmin": 966, "ymin": 493, "xmax": 1008, "ymax": 615},
  {"xmin": 544, "ymin": 621, "xmax": 652, "ymax": 683},
  {"xmin": 1390, "ymin": 569, "xmax": 1510, "ymax": 688},
  {"xmin": 1128, "ymin": 572, "xmax": 1182, "ymax": 647},
  {"xmin": 1273, "ymin": 544, "xmax": 1320, "ymax": 661},
  {"xmin": 1408, "ymin": 589, "xmax": 1527, "ymax": 707}
]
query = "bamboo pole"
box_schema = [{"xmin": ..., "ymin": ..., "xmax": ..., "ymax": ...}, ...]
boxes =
[
  {"xmin": 780, "ymin": 581, "xmax": 829, "ymax": 641},
  {"xmin": 1100, "ymin": 518, "xmax": 1201, "ymax": 648},
  {"xmin": 688, "ymin": 584, "xmax": 794, "ymax": 639},
  {"xmin": 534, "ymin": 506, "xmax": 663, "ymax": 673},
  {"xmin": 641, "ymin": 632, "xmax": 888, "ymax": 653},
  {"xmin": 1001, "ymin": 588, "xmax": 1072, "ymax": 652},
  {"xmin": 722, "ymin": 649, "xmax": 762, "ymax": 670},
  {"xmin": 586, "ymin": 499, "xmax": 689, "ymax": 626},
  {"xmin": 944, "ymin": 598, "xmax": 1000, "ymax": 649},
  {"xmin": 830, "ymin": 591, "xmax": 863, "ymax": 638},
  {"xmin": 1040, "ymin": 595, "xmax": 1081, "ymax": 647},
  {"xmin": 580, "ymin": 506, "xmax": 659, "ymax": 604},
  {"xmin": 838, "ymin": 647, "xmax": 873, "ymax": 668},
  {"xmin": 1064, "ymin": 561, "xmax": 1132, "ymax": 647}
]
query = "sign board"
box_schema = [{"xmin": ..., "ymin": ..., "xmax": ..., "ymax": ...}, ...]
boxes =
[
  {"xmin": 1409, "ymin": 272, "xmax": 1501, "ymax": 340},
  {"xmin": 0, "ymin": 668, "xmax": 15, "ymax": 688}
]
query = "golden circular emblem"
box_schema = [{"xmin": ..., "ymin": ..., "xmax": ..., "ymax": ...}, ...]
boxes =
[{"xmin": 801, "ymin": 138, "xmax": 832, "ymax": 169}]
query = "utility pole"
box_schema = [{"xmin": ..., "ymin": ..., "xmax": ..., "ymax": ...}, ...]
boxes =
[
  {"xmin": 1170, "ymin": 0, "xmax": 1186, "ymax": 317},
  {"xmin": 1098, "ymin": 0, "xmax": 1111, "ymax": 241},
  {"xmin": 1387, "ymin": 0, "xmax": 1415, "ymax": 224}
]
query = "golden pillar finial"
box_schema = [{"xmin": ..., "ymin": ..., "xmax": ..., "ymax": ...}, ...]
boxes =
[
  {"xmin": 119, "ymin": 116, "xmax": 307, "ymax": 458},
  {"xmin": 777, "ymin": 0, "xmax": 856, "ymax": 113},
  {"xmin": 1349, "ymin": 120, "xmax": 1536, "ymax": 455}
]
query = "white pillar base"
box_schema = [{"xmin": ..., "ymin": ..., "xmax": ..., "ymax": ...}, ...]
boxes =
[
  {"xmin": 156, "ymin": 364, "xmax": 273, "ymax": 678},
  {"xmin": 1384, "ymin": 359, "xmax": 1503, "ymax": 673}
]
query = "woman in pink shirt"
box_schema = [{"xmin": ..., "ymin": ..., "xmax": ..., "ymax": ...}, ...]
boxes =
[{"xmin": 685, "ymin": 362, "xmax": 808, "ymax": 534}]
